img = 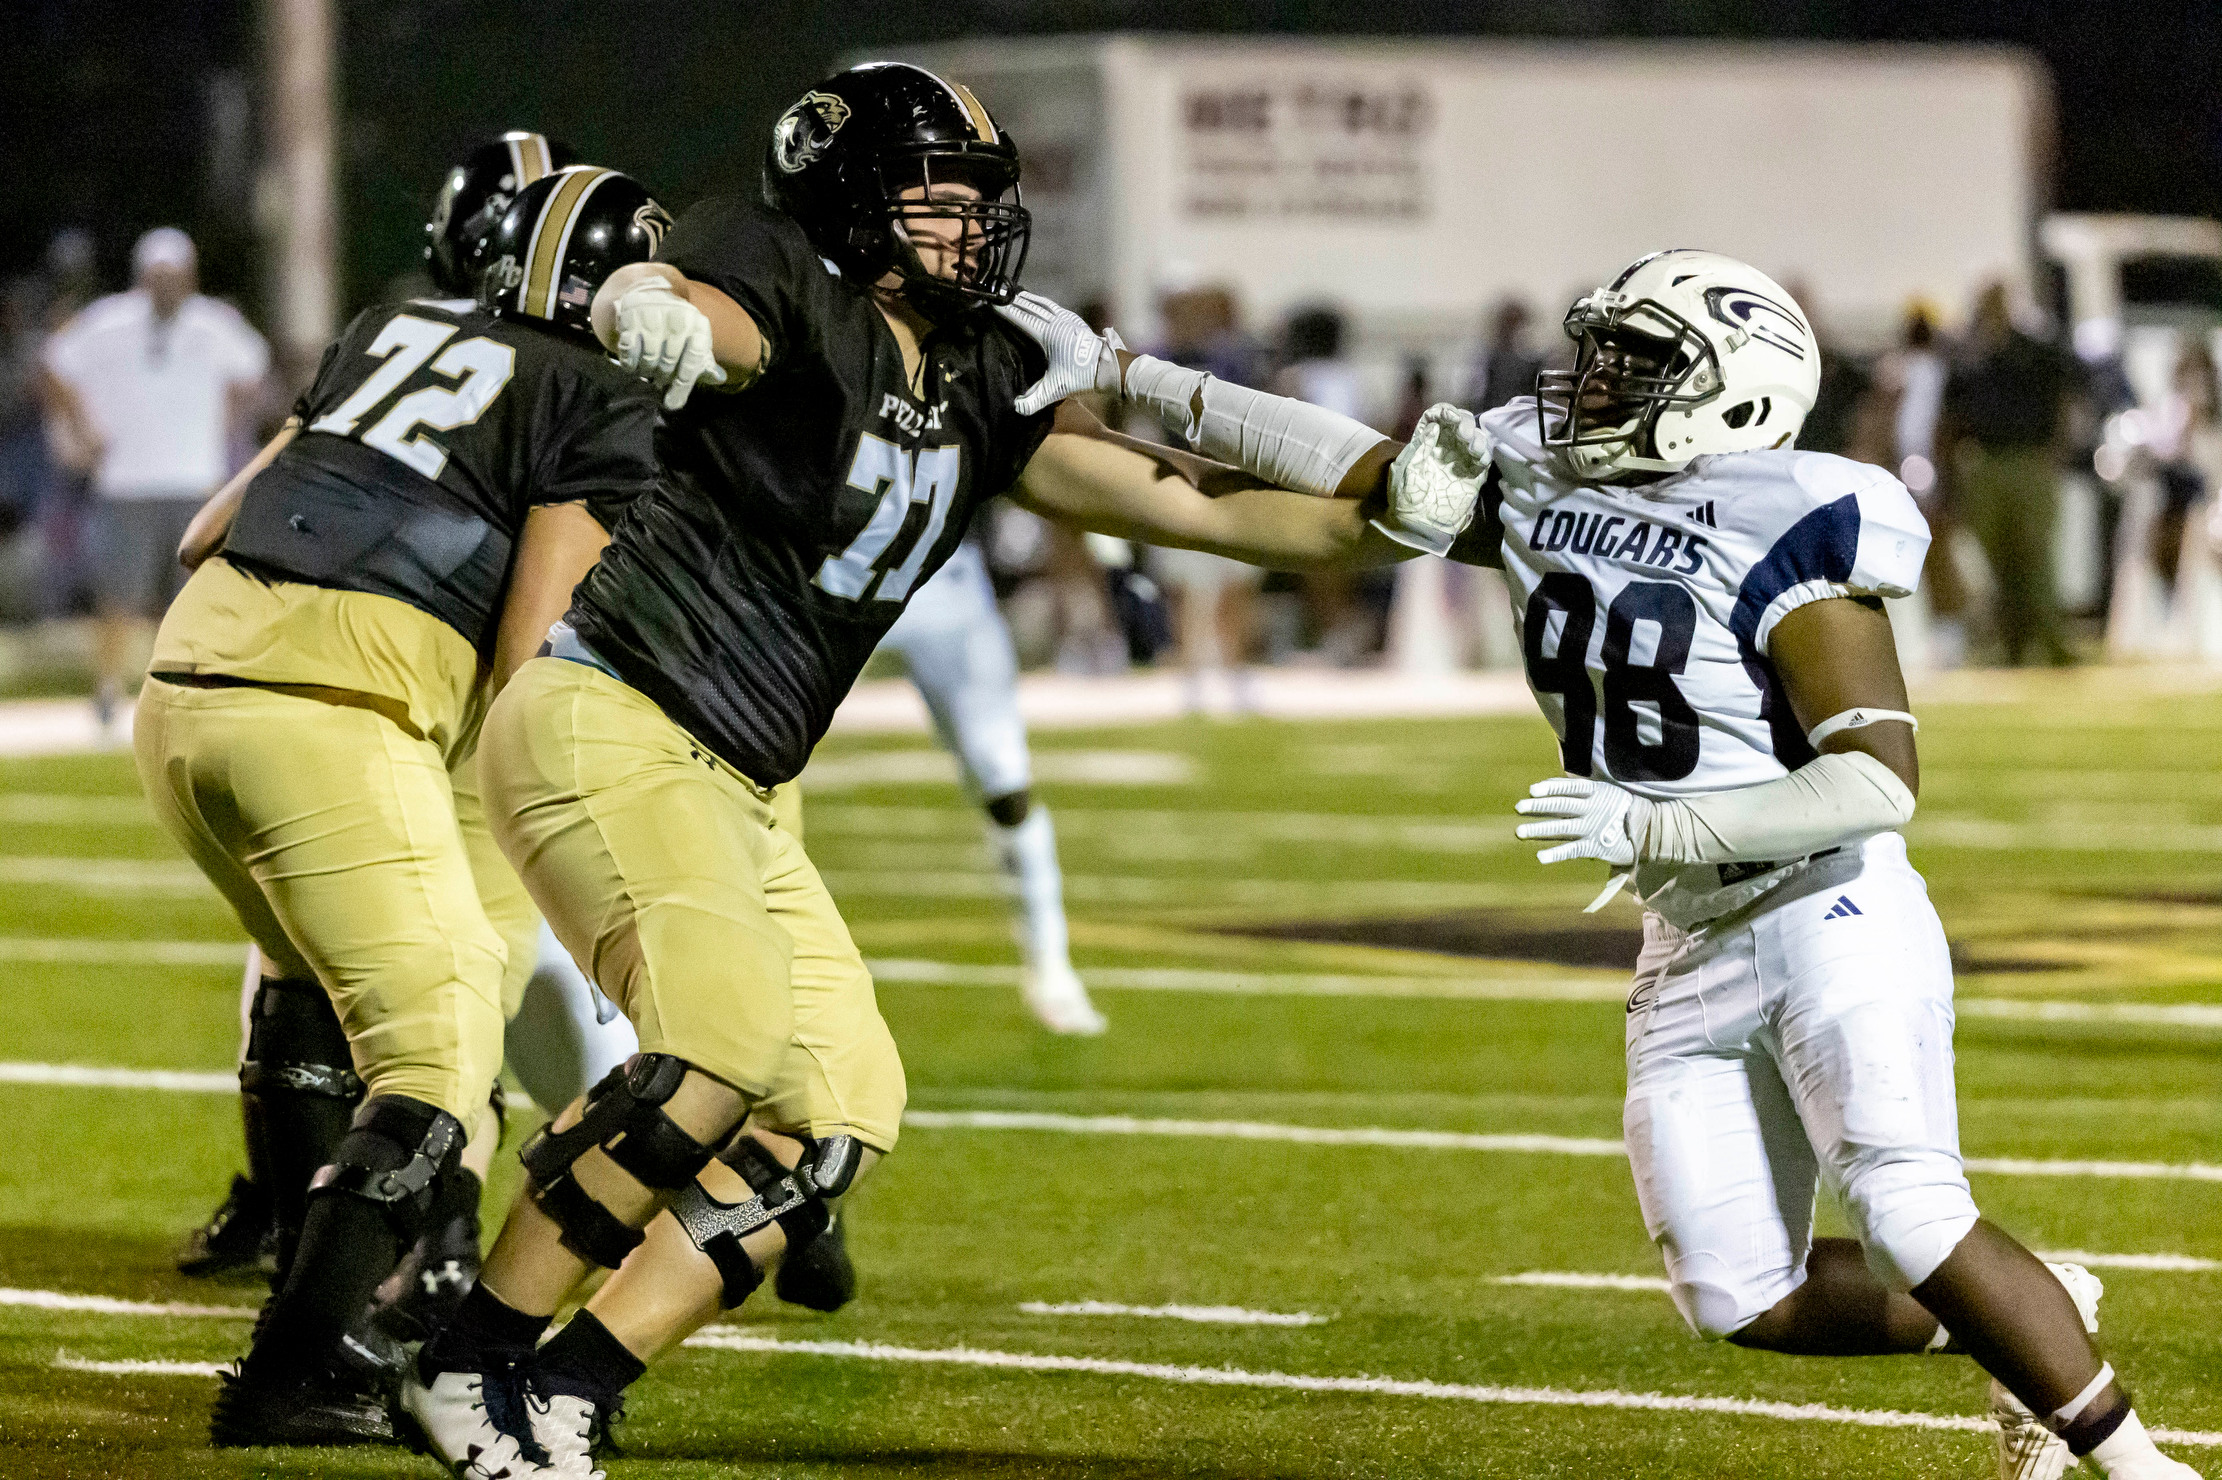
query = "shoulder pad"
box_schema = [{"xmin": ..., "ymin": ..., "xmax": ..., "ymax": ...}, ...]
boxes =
[{"xmin": 1725, "ymin": 452, "xmax": 1931, "ymax": 655}]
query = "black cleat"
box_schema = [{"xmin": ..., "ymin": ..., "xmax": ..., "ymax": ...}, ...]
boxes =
[
  {"xmin": 371, "ymin": 1209, "xmax": 482, "ymax": 1345},
  {"xmin": 774, "ymin": 1206, "xmax": 857, "ymax": 1312},
  {"xmin": 208, "ymin": 1363, "xmax": 395, "ymax": 1448},
  {"xmin": 176, "ymin": 1174, "xmax": 276, "ymax": 1279}
]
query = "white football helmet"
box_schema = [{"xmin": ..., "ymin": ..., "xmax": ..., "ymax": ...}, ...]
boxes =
[{"xmin": 1539, "ymin": 249, "xmax": 1821, "ymax": 481}]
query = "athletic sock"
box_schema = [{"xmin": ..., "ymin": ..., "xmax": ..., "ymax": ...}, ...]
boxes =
[
  {"xmin": 528, "ymin": 1311, "xmax": 646, "ymax": 1408},
  {"xmin": 242, "ymin": 1194, "xmax": 403, "ymax": 1384},
  {"xmin": 2083, "ymin": 1410, "xmax": 2163, "ymax": 1474},
  {"xmin": 420, "ymin": 1283, "xmax": 551, "ymax": 1377},
  {"xmin": 995, "ymin": 807, "xmax": 1070, "ymax": 972}
]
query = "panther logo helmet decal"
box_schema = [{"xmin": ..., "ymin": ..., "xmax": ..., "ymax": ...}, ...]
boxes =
[
  {"xmin": 773, "ymin": 90, "xmax": 853, "ymax": 174},
  {"xmin": 633, "ymin": 200, "xmax": 673, "ymax": 254}
]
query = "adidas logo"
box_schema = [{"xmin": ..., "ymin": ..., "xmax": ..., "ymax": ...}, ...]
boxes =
[
  {"xmin": 1822, "ymin": 895, "xmax": 1862, "ymax": 920},
  {"xmin": 1685, "ymin": 501, "xmax": 1718, "ymax": 528}
]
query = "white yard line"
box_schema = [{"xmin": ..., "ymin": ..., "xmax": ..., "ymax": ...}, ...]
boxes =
[
  {"xmin": 0, "ymin": 856, "xmax": 210, "ymax": 893},
  {"xmin": 866, "ymin": 957, "xmax": 1628, "ymax": 1002},
  {"xmin": 0, "ymin": 1063, "xmax": 235, "ymax": 1093},
  {"xmin": 822, "ymin": 870, "xmax": 1532, "ymax": 909},
  {"xmin": 679, "ymin": 1330, "xmax": 2222, "ymax": 1449},
  {"xmin": 53, "ymin": 1356, "xmax": 228, "ymax": 1378},
  {"xmin": 2, "ymin": 1288, "xmax": 252, "ymax": 1318},
  {"xmin": 1495, "ymin": 1272, "xmax": 1674, "ymax": 1293},
  {"xmin": 1958, "ymin": 999, "xmax": 2222, "ymax": 1030},
  {"xmin": 0, "ymin": 794, "xmax": 154, "ymax": 824},
  {"xmin": 1018, "ymin": 1301, "xmax": 1328, "ymax": 1326},
  {"xmin": 903, "ymin": 1109, "xmax": 2222, "ymax": 1183},
  {"xmin": 1, "ymin": 1066, "xmax": 2214, "ymax": 1184},
  {"xmin": 0, "ymin": 937, "xmax": 243, "ymax": 966},
  {"xmin": 2035, "ymin": 1250, "xmax": 2222, "ymax": 1272}
]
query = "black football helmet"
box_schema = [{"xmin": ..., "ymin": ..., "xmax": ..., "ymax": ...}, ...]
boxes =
[
  {"xmin": 762, "ymin": 62, "xmax": 1029, "ymax": 312},
  {"xmin": 425, "ymin": 131, "xmax": 579, "ymax": 295},
  {"xmin": 477, "ymin": 167, "xmax": 673, "ymax": 338}
]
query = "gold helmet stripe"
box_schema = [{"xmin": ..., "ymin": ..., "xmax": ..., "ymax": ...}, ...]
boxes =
[
  {"xmin": 505, "ymin": 132, "xmax": 555, "ymax": 188},
  {"xmin": 947, "ymin": 80, "xmax": 998, "ymax": 144},
  {"xmin": 522, "ymin": 166, "xmax": 611, "ymax": 320}
]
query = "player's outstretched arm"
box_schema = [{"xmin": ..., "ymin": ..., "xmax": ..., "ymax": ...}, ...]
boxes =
[
  {"xmin": 489, "ymin": 502, "xmax": 612, "ymax": 693},
  {"xmin": 179, "ymin": 420, "xmax": 298, "ymax": 571},
  {"xmin": 1011, "ymin": 403, "xmax": 1409, "ymax": 572},
  {"xmin": 1515, "ymin": 596, "xmax": 1920, "ymax": 873},
  {"xmin": 591, "ymin": 263, "xmax": 763, "ymax": 409}
]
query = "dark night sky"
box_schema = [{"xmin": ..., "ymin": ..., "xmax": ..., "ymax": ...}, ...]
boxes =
[{"xmin": 6, "ymin": 1, "xmax": 2220, "ymax": 313}]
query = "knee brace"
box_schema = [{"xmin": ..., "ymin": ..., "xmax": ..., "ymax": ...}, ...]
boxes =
[
  {"xmin": 517, "ymin": 1053, "xmax": 717, "ymax": 1269},
  {"xmin": 669, "ymin": 1135, "xmax": 832, "ymax": 1308},
  {"xmin": 239, "ymin": 976, "xmax": 363, "ymax": 1102},
  {"xmin": 305, "ymin": 1094, "xmax": 466, "ymax": 1240}
]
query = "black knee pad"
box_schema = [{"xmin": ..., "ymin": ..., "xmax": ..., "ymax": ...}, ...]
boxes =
[
  {"xmin": 239, "ymin": 976, "xmax": 363, "ymax": 1102},
  {"xmin": 516, "ymin": 1053, "xmax": 719, "ymax": 1270},
  {"xmin": 305, "ymin": 1094, "xmax": 466, "ymax": 1241},
  {"xmin": 671, "ymin": 1136, "xmax": 830, "ymax": 1308}
]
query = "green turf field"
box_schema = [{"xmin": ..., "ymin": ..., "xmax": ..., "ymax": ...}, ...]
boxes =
[{"xmin": 2, "ymin": 669, "xmax": 2219, "ymax": 1479}]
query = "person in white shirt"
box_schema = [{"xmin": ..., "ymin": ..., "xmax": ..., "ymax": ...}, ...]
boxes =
[{"xmin": 41, "ymin": 228, "xmax": 269, "ymax": 726}]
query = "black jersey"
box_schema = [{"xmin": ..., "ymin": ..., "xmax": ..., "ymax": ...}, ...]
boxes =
[
  {"xmin": 566, "ymin": 198, "xmax": 1054, "ymax": 785},
  {"xmin": 222, "ymin": 298, "xmax": 658, "ymax": 655}
]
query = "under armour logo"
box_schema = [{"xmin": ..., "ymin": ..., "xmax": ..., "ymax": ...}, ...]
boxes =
[
  {"xmin": 1685, "ymin": 501, "xmax": 1717, "ymax": 528},
  {"xmin": 419, "ymin": 1259, "xmax": 469, "ymax": 1295},
  {"xmin": 1822, "ymin": 895, "xmax": 1862, "ymax": 919}
]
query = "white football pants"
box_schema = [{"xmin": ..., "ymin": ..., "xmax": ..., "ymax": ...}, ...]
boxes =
[
  {"xmin": 1622, "ymin": 832, "xmax": 1979, "ymax": 1340},
  {"xmin": 880, "ymin": 542, "xmax": 1074, "ymax": 974}
]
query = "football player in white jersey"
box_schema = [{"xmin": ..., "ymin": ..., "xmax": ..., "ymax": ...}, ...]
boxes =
[
  {"xmin": 1001, "ymin": 252, "xmax": 2197, "ymax": 1480},
  {"xmin": 878, "ymin": 535, "xmax": 1107, "ymax": 1035}
]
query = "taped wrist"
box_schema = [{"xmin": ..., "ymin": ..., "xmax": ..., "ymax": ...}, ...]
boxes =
[
  {"xmin": 1639, "ymin": 751, "xmax": 1917, "ymax": 865},
  {"xmin": 1119, "ymin": 355, "xmax": 1388, "ymax": 497},
  {"xmin": 517, "ymin": 1054, "xmax": 718, "ymax": 1270},
  {"xmin": 670, "ymin": 1137, "xmax": 831, "ymax": 1308}
]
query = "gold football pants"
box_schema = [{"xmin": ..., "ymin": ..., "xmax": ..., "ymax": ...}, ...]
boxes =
[
  {"xmin": 135, "ymin": 676, "xmax": 507, "ymax": 1128},
  {"xmin": 480, "ymin": 656, "xmax": 904, "ymax": 1151}
]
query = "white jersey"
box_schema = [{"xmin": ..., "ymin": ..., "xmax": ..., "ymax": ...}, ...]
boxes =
[{"xmin": 1479, "ymin": 398, "xmax": 1930, "ymax": 926}]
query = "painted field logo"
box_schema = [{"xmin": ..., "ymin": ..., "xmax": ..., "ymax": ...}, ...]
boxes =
[{"xmin": 1705, "ymin": 287, "xmax": 1809, "ymax": 360}]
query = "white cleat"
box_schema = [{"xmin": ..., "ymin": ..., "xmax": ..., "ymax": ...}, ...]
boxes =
[
  {"xmin": 1022, "ymin": 962, "xmax": 1107, "ymax": 1036},
  {"xmin": 399, "ymin": 1365, "xmax": 545, "ymax": 1478},
  {"xmin": 524, "ymin": 1386, "xmax": 608, "ymax": 1478},
  {"xmin": 1992, "ymin": 1263, "xmax": 2105, "ymax": 1480}
]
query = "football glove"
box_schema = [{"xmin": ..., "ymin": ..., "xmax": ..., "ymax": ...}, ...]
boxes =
[
  {"xmin": 613, "ymin": 277, "xmax": 726, "ymax": 411},
  {"xmin": 1514, "ymin": 776, "xmax": 1654, "ymax": 866},
  {"xmin": 1373, "ymin": 402, "xmax": 1490, "ymax": 556},
  {"xmin": 996, "ymin": 290, "xmax": 1126, "ymax": 416}
]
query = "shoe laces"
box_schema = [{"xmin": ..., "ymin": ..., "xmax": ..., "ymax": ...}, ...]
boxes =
[{"xmin": 470, "ymin": 1367, "xmax": 550, "ymax": 1466}]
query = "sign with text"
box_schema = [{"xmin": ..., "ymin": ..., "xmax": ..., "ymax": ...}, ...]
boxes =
[{"xmin": 1177, "ymin": 73, "xmax": 1436, "ymax": 221}]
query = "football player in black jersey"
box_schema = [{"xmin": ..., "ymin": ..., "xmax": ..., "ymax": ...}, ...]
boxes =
[
  {"xmin": 171, "ymin": 129, "xmax": 580, "ymax": 1287},
  {"xmin": 402, "ymin": 62, "xmax": 1468, "ymax": 1473},
  {"xmin": 135, "ymin": 165, "xmax": 666, "ymax": 1453}
]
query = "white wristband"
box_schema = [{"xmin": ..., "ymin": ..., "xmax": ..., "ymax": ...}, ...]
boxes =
[
  {"xmin": 1120, "ymin": 354, "xmax": 1389, "ymax": 498},
  {"xmin": 1806, "ymin": 707, "xmax": 1919, "ymax": 748}
]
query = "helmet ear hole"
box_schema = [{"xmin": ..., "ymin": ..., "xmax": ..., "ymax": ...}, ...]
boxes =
[
  {"xmin": 1755, "ymin": 396, "xmax": 1772, "ymax": 426},
  {"xmin": 1723, "ymin": 400, "xmax": 1756, "ymax": 431}
]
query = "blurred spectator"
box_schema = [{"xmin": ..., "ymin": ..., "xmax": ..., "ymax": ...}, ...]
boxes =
[
  {"xmin": 41, "ymin": 228, "xmax": 269, "ymax": 727},
  {"xmin": 1941, "ymin": 281, "xmax": 2077, "ymax": 667},
  {"xmin": 1464, "ymin": 297, "xmax": 1543, "ymax": 413},
  {"xmin": 2147, "ymin": 343, "xmax": 2220, "ymax": 598},
  {"xmin": 1144, "ymin": 282, "xmax": 1268, "ymax": 713},
  {"xmin": 1786, "ymin": 279, "xmax": 1870, "ymax": 457},
  {"xmin": 1870, "ymin": 301, "xmax": 1969, "ymax": 666}
]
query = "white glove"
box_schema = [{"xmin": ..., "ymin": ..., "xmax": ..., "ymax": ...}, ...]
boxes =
[
  {"xmin": 1372, "ymin": 402, "xmax": 1489, "ymax": 556},
  {"xmin": 995, "ymin": 290, "xmax": 1126, "ymax": 416},
  {"xmin": 612, "ymin": 277, "xmax": 726, "ymax": 411},
  {"xmin": 1514, "ymin": 776, "xmax": 1654, "ymax": 866}
]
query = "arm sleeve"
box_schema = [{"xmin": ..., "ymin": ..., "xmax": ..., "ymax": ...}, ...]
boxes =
[
  {"xmin": 1732, "ymin": 458, "xmax": 1932, "ymax": 658},
  {"xmin": 656, "ymin": 196, "xmax": 826, "ymax": 375},
  {"xmin": 1639, "ymin": 750, "xmax": 1916, "ymax": 864},
  {"xmin": 533, "ymin": 379, "xmax": 661, "ymax": 531}
]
